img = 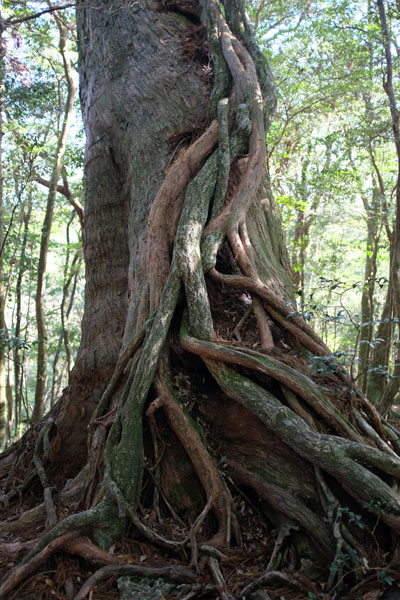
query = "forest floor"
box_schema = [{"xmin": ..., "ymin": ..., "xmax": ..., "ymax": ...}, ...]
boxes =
[
  {"xmin": 0, "ymin": 531, "xmax": 314, "ymax": 600},
  {"xmin": 0, "ymin": 492, "xmax": 398, "ymax": 600},
  {"xmin": 1, "ymin": 410, "xmax": 400, "ymax": 599}
]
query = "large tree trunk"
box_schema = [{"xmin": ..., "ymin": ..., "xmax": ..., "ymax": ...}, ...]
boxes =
[{"xmin": 1, "ymin": 2, "xmax": 400, "ymax": 599}]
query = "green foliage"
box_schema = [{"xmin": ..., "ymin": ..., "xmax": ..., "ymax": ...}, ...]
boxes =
[
  {"xmin": 329, "ymin": 549, "xmax": 352, "ymax": 577},
  {"xmin": 378, "ymin": 570, "xmax": 395, "ymax": 587},
  {"xmin": 0, "ymin": 330, "xmax": 30, "ymax": 350},
  {"xmin": 252, "ymin": 0, "xmax": 398, "ymax": 389},
  {"xmin": 1, "ymin": 5, "xmax": 84, "ymax": 439},
  {"xmin": 362, "ymin": 499, "xmax": 389, "ymax": 515},
  {"xmin": 338, "ymin": 506, "xmax": 364, "ymax": 530}
]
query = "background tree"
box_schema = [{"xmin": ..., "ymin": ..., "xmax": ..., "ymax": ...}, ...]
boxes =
[
  {"xmin": 0, "ymin": 1, "xmax": 84, "ymax": 438},
  {"xmin": 0, "ymin": 4, "xmax": 7, "ymax": 448},
  {"xmin": 259, "ymin": 0, "xmax": 400, "ymax": 406},
  {"xmin": 32, "ymin": 8, "xmax": 77, "ymax": 423}
]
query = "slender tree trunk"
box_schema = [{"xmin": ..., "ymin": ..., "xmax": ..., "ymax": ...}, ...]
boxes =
[
  {"xmin": 13, "ymin": 193, "xmax": 32, "ymax": 435},
  {"xmin": 291, "ymin": 146, "xmax": 311, "ymax": 291},
  {"xmin": 32, "ymin": 12, "xmax": 77, "ymax": 423},
  {"xmin": 291, "ymin": 140, "xmax": 328, "ymax": 302},
  {"xmin": 6, "ymin": 341, "xmax": 13, "ymax": 438},
  {"xmin": 50, "ymin": 218, "xmax": 82, "ymax": 407},
  {"xmin": 0, "ymin": 11, "xmax": 7, "ymax": 449},
  {"xmin": 367, "ymin": 278, "xmax": 393, "ymax": 404},
  {"xmin": 14, "ymin": 196, "xmax": 32, "ymax": 426},
  {"xmin": 357, "ymin": 190, "xmax": 380, "ymax": 391},
  {"xmin": 363, "ymin": 129, "xmax": 394, "ymax": 405},
  {"xmin": 375, "ymin": 0, "xmax": 400, "ymax": 412}
]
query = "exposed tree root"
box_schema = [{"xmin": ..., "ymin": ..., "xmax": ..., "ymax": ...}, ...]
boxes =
[
  {"xmin": 0, "ymin": 531, "xmax": 78, "ymax": 597},
  {"xmin": 228, "ymin": 459, "xmax": 335, "ymax": 558},
  {"xmin": 104, "ymin": 477, "xmax": 186, "ymax": 550},
  {"xmin": 209, "ymin": 268, "xmax": 331, "ymax": 356},
  {"xmin": 240, "ymin": 570, "xmax": 315, "ymax": 599},
  {"xmin": 208, "ymin": 556, "xmax": 234, "ymax": 600},
  {"xmin": 72, "ymin": 563, "xmax": 196, "ymax": 600},
  {"xmin": 88, "ymin": 317, "xmax": 150, "ymax": 429},
  {"xmin": 153, "ymin": 366, "xmax": 238, "ymax": 548},
  {"xmin": 342, "ymin": 569, "xmax": 400, "ymax": 599},
  {"xmin": 181, "ymin": 332, "xmax": 363, "ymax": 442},
  {"xmin": 2, "ymin": 529, "xmax": 195, "ymax": 600},
  {"xmin": 33, "ymin": 418, "xmax": 58, "ymax": 528},
  {"xmin": 63, "ymin": 536, "xmax": 120, "ymax": 565},
  {"xmin": 19, "ymin": 507, "xmax": 99, "ymax": 566},
  {"xmin": 147, "ymin": 118, "xmax": 219, "ymax": 313}
]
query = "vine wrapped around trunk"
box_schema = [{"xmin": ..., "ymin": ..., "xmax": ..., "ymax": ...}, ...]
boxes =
[{"xmin": 1, "ymin": 1, "xmax": 400, "ymax": 599}]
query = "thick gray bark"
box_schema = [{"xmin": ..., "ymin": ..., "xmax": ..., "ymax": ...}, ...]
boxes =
[
  {"xmin": 48, "ymin": 0, "xmax": 213, "ymax": 467},
  {"xmin": 76, "ymin": 1, "xmax": 209, "ymax": 366}
]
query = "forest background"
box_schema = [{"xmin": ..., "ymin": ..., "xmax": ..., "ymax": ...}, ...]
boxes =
[{"xmin": 1, "ymin": 0, "xmax": 399, "ymax": 443}]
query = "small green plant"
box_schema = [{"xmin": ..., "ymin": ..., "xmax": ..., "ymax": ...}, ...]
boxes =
[
  {"xmin": 362, "ymin": 499, "xmax": 389, "ymax": 514},
  {"xmin": 0, "ymin": 329, "xmax": 30, "ymax": 350},
  {"xmin": 329, "ymin": 550, "xmax": 352, "ymax": 577},
  {"xmin": 339, "ymin": 506, "xmax": 365, "ymax": 529},
  {"xmin": 378, "ymin": 570, "xmax": 394, "ymax": 586},
  {"xmin": 363, "ymin": 499, "xmax": 389, "ymax": 534}
]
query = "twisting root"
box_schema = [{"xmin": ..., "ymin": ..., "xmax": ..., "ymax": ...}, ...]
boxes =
[
  {"xmin": 33, "ymin": 418, "xmax": 58, "ymax": 528},
  {"xmin": 209, "ymin": 268, "xmax": 330, "ymax": 356},
  {"xmin": 4, "ymin": 4, "xmax": 399, "ymax": 599},
  {"xmin": 72, "ymin": 564, "xmax": 196, "ymax": 600},
  {"xmin": 17, "ymin": 507, "xmax": 100, "ymax": 568},
  {"xmin": 214, "ymin": 13, "xmax": 277, "ymax": 350},
  {"xmin": 0, "ymin": 532, "xmax": 78, "ymax": 597},
  {"xmin": 208, "ymin": 556, "xmax": 234, "ymax": 600},
  {"xmin": 181, "ymin": 332, "xmax": 363, "ymax": 441},
  {"xmin": 153, "ymin": 365, "xmax": 238, "ymax": 548},
  {"xmin": 104, "ymin": 475, "xmax": 185, "ymax": 550},
  {"xmin": 147, "ymin": 119, "xmax": 219, "ymax": 312},
  {"xmin": 88, "ymin": 316, "xmax": 150, "ymax": 431},
  {"xmin": 228, "ymin": 458, "xmax": 334, "ymax": 559},
  {"xmin": 180, "ymin": 330, "xmax": 400, "ymax": 535},
  {"xmin": 240, "ymin": 570, "xmax": 315, "ymax": 599}
]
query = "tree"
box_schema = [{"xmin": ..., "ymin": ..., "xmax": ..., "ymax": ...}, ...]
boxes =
[
  {"xmin": 1, "ymin": 1, "xmax": 400, "ymax": 599},
  {"xmin": 32, "ymin": 8, "xmax": 77, "ymax": 424},
  {"xmin": 0, "ymin": 5, "xmax": 7, "ymax": 448},
  {"xmin": 0, "ymin": 1, "xmax": 84, "ymax": 433},
  {"xmin": 261, "ymin": 0, "xmax": 400, "ymax": 411}
]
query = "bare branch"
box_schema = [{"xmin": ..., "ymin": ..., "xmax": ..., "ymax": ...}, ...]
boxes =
[{"xmin": 4, "ymin": 3, "xmax": 75, "ymax": 27}]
